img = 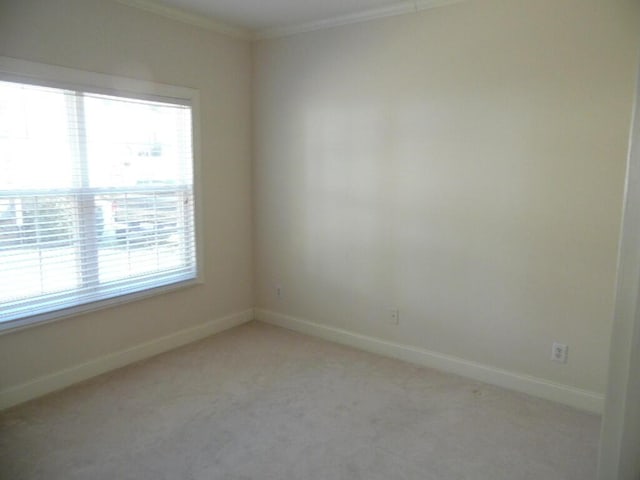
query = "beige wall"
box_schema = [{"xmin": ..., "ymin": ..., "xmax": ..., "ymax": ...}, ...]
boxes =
[
  {"xmin": 0, "ymin": 0, "xmax": 253, "ymax": 388},
  {"xmin": 253, "ymin": 0, "xmax": 640, "ymax": 394},
  {"xmin": 1, "ymin": 0, "xmax": 638, "ymax": 409}
]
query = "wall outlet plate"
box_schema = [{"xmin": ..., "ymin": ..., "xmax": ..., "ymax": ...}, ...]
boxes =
[
  {"xmin": 389, "ymin": 308, "xmax": 400, "ymax": 325},
  {"xmin": 551, "ymin": 342, "xmax": 568, "ymax": 363}
]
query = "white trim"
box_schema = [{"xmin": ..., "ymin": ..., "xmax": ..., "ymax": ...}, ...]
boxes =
[
  {"xmin": 0, "ymin": 56, "xmax": 197, "ymax": 104},
  {"xmin": 254, "ymin": 0, "xmax": 466, "ymax": 40},
  {"xmin": 0, "ymin": 56, "xmax": 204, "ymax": 333},
  {"xmin": 113, "ymin": 0, "xmax": 466, "ymax": 41},
  {"xmin": 596, "ymin": 59, "xmax": 640, "ymax": 479},
  {"xmin": 0, "ymin": 309, "xmax": 254, "ymax": 410},
  {"xmin": 115, "ymin": 0, "xmax": 252, "ymax": 40},
  {"xmin": 255, "ymin": 309, "xmax": 604, "ymax": 414},
  {"xmin": 0, "ymin": 278, "xmax": 202, "ymax": 335},
  {"xmin": 191, "ymin": 89, "xmax": 205, "ymax": 291}
]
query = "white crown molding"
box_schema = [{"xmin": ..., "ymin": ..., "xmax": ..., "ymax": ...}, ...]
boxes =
[
  {"xmin": 115, "ymin": 0, "xmax": 253, "ymax": 40},
  {"xmin": 254, "ymin": 0, "xmax": 467, "ymax": 40},
  {"xmin": 115, "ymin": 0, "xmax": 466, "ymax": 42}
]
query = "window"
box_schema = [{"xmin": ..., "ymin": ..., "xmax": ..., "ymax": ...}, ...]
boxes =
[{"xmin": 0, "ymin": 58, "xmax": 201, "ymax": 330}]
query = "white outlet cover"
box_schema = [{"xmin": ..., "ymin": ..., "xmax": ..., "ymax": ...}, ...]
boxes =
[{"xmin": 551, "ymin": 342, "xmax": 568, "ymax": 363}]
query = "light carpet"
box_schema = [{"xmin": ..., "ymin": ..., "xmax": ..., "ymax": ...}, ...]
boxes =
[{"xmin": 0, "ymin": 321, "xmax": 600, "ymax": 479}]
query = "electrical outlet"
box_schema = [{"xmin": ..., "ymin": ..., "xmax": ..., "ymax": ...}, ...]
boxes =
[
  {"xmin": 389, "ymin": 308, "xmax": 400, "ymax": 325},
  {"xmin": 551, "ymin": 342, "xmax": 568, "ymax": 363},
  {"xmin": 275, "ymin": 284, "xmax": 282, "ymax": 299}
]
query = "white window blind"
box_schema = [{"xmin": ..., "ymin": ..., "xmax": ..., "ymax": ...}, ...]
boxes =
[{"xmin": 0, "ymin": 79, "xmax": 197, "ymax": 326}]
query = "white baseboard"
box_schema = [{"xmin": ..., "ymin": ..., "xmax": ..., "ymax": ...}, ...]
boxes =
[
  {"xmin": 0, "ymin": 309, "xmax": 254, "ymax": 410},
  {"xmin": 255, "ymin": 308, "xmax": 604, "ymax": 414},
  {"xmin": 3, "ymin": 307, "xmax": 604, "ymax": 415}
]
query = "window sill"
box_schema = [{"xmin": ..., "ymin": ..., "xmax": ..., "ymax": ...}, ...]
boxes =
[{"xmin": 0, "ymin": 276, "xmax": 204, "ymax": 336}]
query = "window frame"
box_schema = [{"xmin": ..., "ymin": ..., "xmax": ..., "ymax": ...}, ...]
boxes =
[{"xmin": 0, "ymin": 56, "xmax": 204, "ymax": 334}]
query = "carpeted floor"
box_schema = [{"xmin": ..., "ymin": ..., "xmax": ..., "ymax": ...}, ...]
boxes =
[{"xmin": 0, "ymin": 321, "xmax": 600, "ymax": 480}]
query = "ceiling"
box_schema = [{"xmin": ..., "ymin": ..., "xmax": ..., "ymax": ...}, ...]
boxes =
[{"xmin": 118, "ymin": 0, "xmax": 463, "ymax": 39}]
